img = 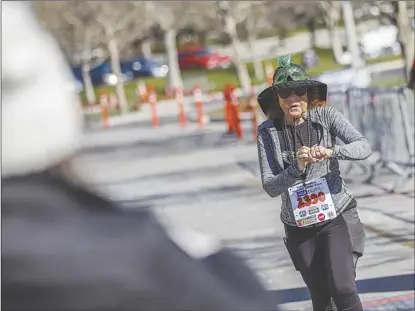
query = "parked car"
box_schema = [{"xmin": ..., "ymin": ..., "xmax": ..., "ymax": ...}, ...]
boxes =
[
  {"xmin": 71, "ymin": 61, "xmax": 132, "ymax": 87},
  {"xmin": 122, "ymin": 57, "xmax": 169, "ymax": 78},
  {"xmin": 72, "ymin": 57, "xmax": 168, "ymax": 87},
  {"xmin": 178, "ymin": 47, "xmax": 232, "ymax": 70}
]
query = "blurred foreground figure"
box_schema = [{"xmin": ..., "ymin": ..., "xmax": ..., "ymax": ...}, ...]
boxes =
[{"xmin": 1, "ymin": 3, "xmax": 276, "ymax": 310}]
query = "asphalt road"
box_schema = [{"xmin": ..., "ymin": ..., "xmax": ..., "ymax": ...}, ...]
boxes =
[{"xmin": 76, "ymin": 116, "xmax": 414, "ymax": 310}]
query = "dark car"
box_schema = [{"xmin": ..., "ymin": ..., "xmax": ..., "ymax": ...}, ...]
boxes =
[
  {"xmin": 71, "ymin": 61, "xmax": 130, "ymax": 87},
  {"xmin": 178, "ymin": 47, "xmax": 232, "ymax": 70},
  {"xmin": 122, "ymin": 57, "xmax": 169, "ymax": 79},
  {"xmin": 72, "ymin": 57, "xmax": 168, "ymax": 87}
]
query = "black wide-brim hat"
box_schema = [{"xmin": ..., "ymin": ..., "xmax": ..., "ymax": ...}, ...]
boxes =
[{"xmin": 257, "ymin": 79, "xmax": 328, "ymax": 116}]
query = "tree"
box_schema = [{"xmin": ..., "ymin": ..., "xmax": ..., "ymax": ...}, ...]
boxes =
[
  {"xmin": 288, "ymin": 3, "xmax": 322, "ymax": 48},
  {"xmin": 320, "ymin": 1, "xmax": 344, "ymax": 64},
  {"xmin": 61, "ymin": 2, "xmax": 104, "ymax": 107},
  {"xmin": 35, "ymin": 1, "xmax": 146, "ymax": 112},
  {"xmin": 123, "ymin": 2, "xmax": 155, "ymax": 59},
  {"xmin": 264, "ymin": 1, "xmax": 305, "ymax": 47},
  {"xmin": 144, "ymin": 1, "xmax": 213, "ymax": 92},
  {"xmin": 342, "ymin": 1, "xmax": 365, "ymax": 69},
  {"xmin": 216, "ymin": 1, "xmax": 252, "ymax": 93},
  {"xmin": 145, "ymin": 1, "xmax": 195, "ymax": 92},
  {"xmin": 34, "ymin": 1, "xmax": 103, "ymax": 106},
  {"xmin": 83, "ymin": 1, "xmax": 142, "ymax": 114},
  {"xmin": 244, "ymin": 2, "xmax": 267, "ymax": 81},
  {"xmin": 375, "ymin": 1, "xmax": 415, "ymax": 81}
]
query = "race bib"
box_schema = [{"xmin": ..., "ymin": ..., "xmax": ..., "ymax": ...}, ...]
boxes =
[{"xmin": 288, "ymin": 177, "xmax": 337, "ymax": 227}]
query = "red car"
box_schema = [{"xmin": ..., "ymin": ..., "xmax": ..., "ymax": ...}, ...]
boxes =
[{"xmin": 178, "ymin": 47, "xmax": 232, "ymax": 70}]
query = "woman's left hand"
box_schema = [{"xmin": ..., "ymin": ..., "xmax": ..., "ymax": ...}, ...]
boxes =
[{"xmin": 310, "ymin": 145, "xmax": 333, "ymax": 160}]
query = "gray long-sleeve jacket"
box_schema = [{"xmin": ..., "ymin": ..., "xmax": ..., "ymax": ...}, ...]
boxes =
[{"xmin": 257, "ymin": 106, "xmax": 371, "ymax": 226}]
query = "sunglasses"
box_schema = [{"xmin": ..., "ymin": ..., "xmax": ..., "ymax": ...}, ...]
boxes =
[{"xmin": 277, "ymin": 87, "xmax": 307, "ymax": 99}]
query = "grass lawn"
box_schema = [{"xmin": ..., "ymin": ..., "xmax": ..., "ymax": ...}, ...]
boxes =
[
  {"xmin": 81, "ymin": 48, "xmax": 403, "ymax": 109},
  {"xmin": 370, "ymin": 77, "xmax": 407, "ymax": 88}
]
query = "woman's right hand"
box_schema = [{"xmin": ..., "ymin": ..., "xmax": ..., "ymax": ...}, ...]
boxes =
[{"xmin": 296, "ymin": 146, "xmax": 312, "ymax": 171}]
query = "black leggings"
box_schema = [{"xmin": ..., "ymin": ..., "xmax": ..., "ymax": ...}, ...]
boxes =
[{"xmin": 284, "ymin": 215, "xmax": 363, "ymax": 311}]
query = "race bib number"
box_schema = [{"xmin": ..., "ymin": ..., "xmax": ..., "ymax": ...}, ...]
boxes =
[{"xmin": 288, "ymin": 177, "xmax": 337, "ymax": 227}]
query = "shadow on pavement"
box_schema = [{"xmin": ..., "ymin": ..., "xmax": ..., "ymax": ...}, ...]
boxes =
[
  {"xmin": 223, "ymin": 234, "xmax": 295, "ymax": 273},
  {"xmin": 219, "ymin": 234, "xmax": 414, "ymax": 305},
  {"xmin": 236, "ymin": 160, "xmax": 261, "ymax": 178},
  {"xmin": 268, "ymin": 273, "xmax": 415, "ymax": 305},
  {"xmin": 117, "ymin": 182, "xmax": 264, "ymax": 208},
  {"xmin": 360, "ymin": 205, "xmax": 415, "ymax": 225},
  {"xmin": 81, "ymin": 130, "xmax": 248, "ymax": 160},
  {"xmin": 94, "ymin": 162, "xmax": 242, "ymax": 187}
]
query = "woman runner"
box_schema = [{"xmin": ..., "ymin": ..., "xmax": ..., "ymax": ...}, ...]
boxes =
[{"xmin": 256, "ymin": 55, "xmax": 370, "ymax": 311}]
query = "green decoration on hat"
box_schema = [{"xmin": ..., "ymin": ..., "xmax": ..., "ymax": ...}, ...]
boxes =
[
  {"xmin": 277, "ymin": 55, "xmax": 292, "ymax": 67},
  {"xmin": 273, "ymin": 55, "xmax": 309, "ymax": 86}
]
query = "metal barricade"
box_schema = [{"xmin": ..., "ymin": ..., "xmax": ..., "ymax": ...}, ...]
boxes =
[
  {"xmin": 329, "ymin": 87, "xmax": 414, "ymax": 192},
  {"xmin": 327, "ymin": 91, "xmax": 363, "ymax": 175},
  {"xmin": 404, "ymin": 88, "xmax": 415, "ymax": 128},
  {"xmin": 327, "ymin": 91, "xmax": 348, "ymax": 117},
  {"xmin": 348, "ymin": 88, "xmax": 380, "ymax": 152}
]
